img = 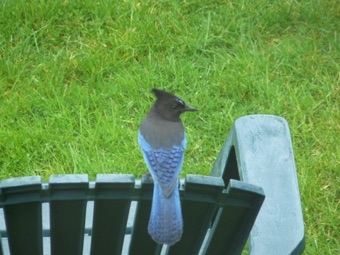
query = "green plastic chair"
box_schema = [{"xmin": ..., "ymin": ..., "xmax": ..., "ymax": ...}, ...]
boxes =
[{"xmin": 0, "ymin": 115, "xmax": 304, "ymax": 255}]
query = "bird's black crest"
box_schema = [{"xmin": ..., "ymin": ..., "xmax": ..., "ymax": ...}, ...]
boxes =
[{"xmin": 151, "ymin": 88, "xmax": 176, "ymax": 99}]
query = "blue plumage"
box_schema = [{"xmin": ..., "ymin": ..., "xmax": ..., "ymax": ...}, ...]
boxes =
[
  {"xmin": 138, "ymin": 88, "xmax": 197, "ymax": 246},
  {"xmin": 138, "ymin": 131, "xmax": 185, "ymax": 245}
]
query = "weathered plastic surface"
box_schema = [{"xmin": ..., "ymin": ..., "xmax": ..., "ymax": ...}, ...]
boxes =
[
  {"xmin": 49, "ymin": 174, "xmax": 88, "ymax": 255},
  {"xmin": 211, "ymin": 114, "xmax": 305, "ymax": 254},
  {"xmin": 0, "ymin": 173, "xmax": 264, "ymax": 254},
  {"xmin": 91, "ymin": 174, "xmax": 134, "ymax": 255},
  {"xmin": 199, "ymin": 179, "xmax": 264, "ymax": 255},
  {"xmin": 128, "ymin": 174, "xmax": 160, "ymax": 255},
  {"xmin": 0, "ymin": 176, "xmax": 43, "ymax": 255}
]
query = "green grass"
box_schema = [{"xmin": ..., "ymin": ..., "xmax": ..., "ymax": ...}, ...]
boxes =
[{"xmin": 0, "ymin": 0, "xmax": 338, "ymax": 253}]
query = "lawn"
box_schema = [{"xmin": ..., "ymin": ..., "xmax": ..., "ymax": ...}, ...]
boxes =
[{"xmin": 0, "ymin": 0, "xmax": 338, "ymax": 254}]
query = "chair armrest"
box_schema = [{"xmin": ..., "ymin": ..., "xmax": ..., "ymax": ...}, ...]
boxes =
[{"xmin": 211, "ymin": 114, "xmax": 305, "ymax": 255}]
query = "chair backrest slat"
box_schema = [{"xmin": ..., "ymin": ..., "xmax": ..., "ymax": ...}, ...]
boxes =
[
  {"xmin": 1, "ymin": 176, "xmax": 43, "ymax": 255},
  {"xmin": 49, "ymin": 174, "xmax": 88, "ymax": 255},
  {"xmin": 167, "ymin": 175, "xmax": 225, "ymax": 255},
  {"xmin": 128, "ymin": 175, "xmax": 162, "ymax": 255},
  {"xmin": 90, "ymin": 174, "xmax": 134, "ymax": 255},
  {"xmin": 202, "ymin": 180, "xmax": 265, "ymax": 255}
]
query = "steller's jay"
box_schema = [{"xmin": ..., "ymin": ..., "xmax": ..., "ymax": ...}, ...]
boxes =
[{"xmin": 138, "ymin": 88, "xmax": 197, "ymax": 245}]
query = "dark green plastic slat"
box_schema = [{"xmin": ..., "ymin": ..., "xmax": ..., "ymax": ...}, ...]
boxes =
[
  {"xmin": 128, "ymin": 174, "xmax": 162, "ymax": 255},
  {"xmin": 202, "ymin": 179, "xmax": 265, "ymax": 255},
  {"xmin": 49, "ymin": 174, "xmax": 88, "ymax": 255},
  {"xmin": 4, "ymin": 203, "xmax": 43, "ymax": 255},
  {"xmin": 0, "ymin": 176, "xmax": 43, "ymax": 255},
  {"xmin": 166, "ymin": 175, "xmax": 225, "ymax": 255},
  {"xmin": 90, "ymin": 174, "xmax": 134, "ymax": 255}
]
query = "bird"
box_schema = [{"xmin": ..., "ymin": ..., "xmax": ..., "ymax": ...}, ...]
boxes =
[{"xmin": 138, "ymin": 88, "xmax": 197, "ymax": 246}]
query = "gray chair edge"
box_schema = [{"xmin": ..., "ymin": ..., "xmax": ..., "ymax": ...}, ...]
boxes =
[{"xmin": 211, "ymin": 114, "xmax": 305, "ymax": 255}]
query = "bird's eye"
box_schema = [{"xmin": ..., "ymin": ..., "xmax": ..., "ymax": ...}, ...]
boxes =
[{"xmin": 173, "ymin": 99, "xmax": 185, "ymax": 109}]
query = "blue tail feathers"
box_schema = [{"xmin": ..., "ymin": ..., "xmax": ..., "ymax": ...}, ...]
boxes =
[{"xmin": 148, "ymin": 180, "xmax": 183, "ymax": 246}]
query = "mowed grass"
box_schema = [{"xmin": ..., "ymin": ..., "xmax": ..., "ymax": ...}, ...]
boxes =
[{"xmin": 0, "ymin": 0, "xmax": 338, "ymax": 253}]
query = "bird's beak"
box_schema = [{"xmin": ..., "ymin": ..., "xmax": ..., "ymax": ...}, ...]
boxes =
[{"xmin": 183, "ymin": 104, "xmax": 198, "ymax": 112}]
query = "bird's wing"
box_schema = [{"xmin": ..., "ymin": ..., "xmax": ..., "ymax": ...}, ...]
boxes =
[{"xmin": 138, "ymin": 131, "xmax": 185, "ymax": 197}]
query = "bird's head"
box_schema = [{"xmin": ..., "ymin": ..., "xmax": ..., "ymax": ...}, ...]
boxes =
[{"xmin": 151, "ymin": 88, "xmax": 198, "ymax": 121}]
